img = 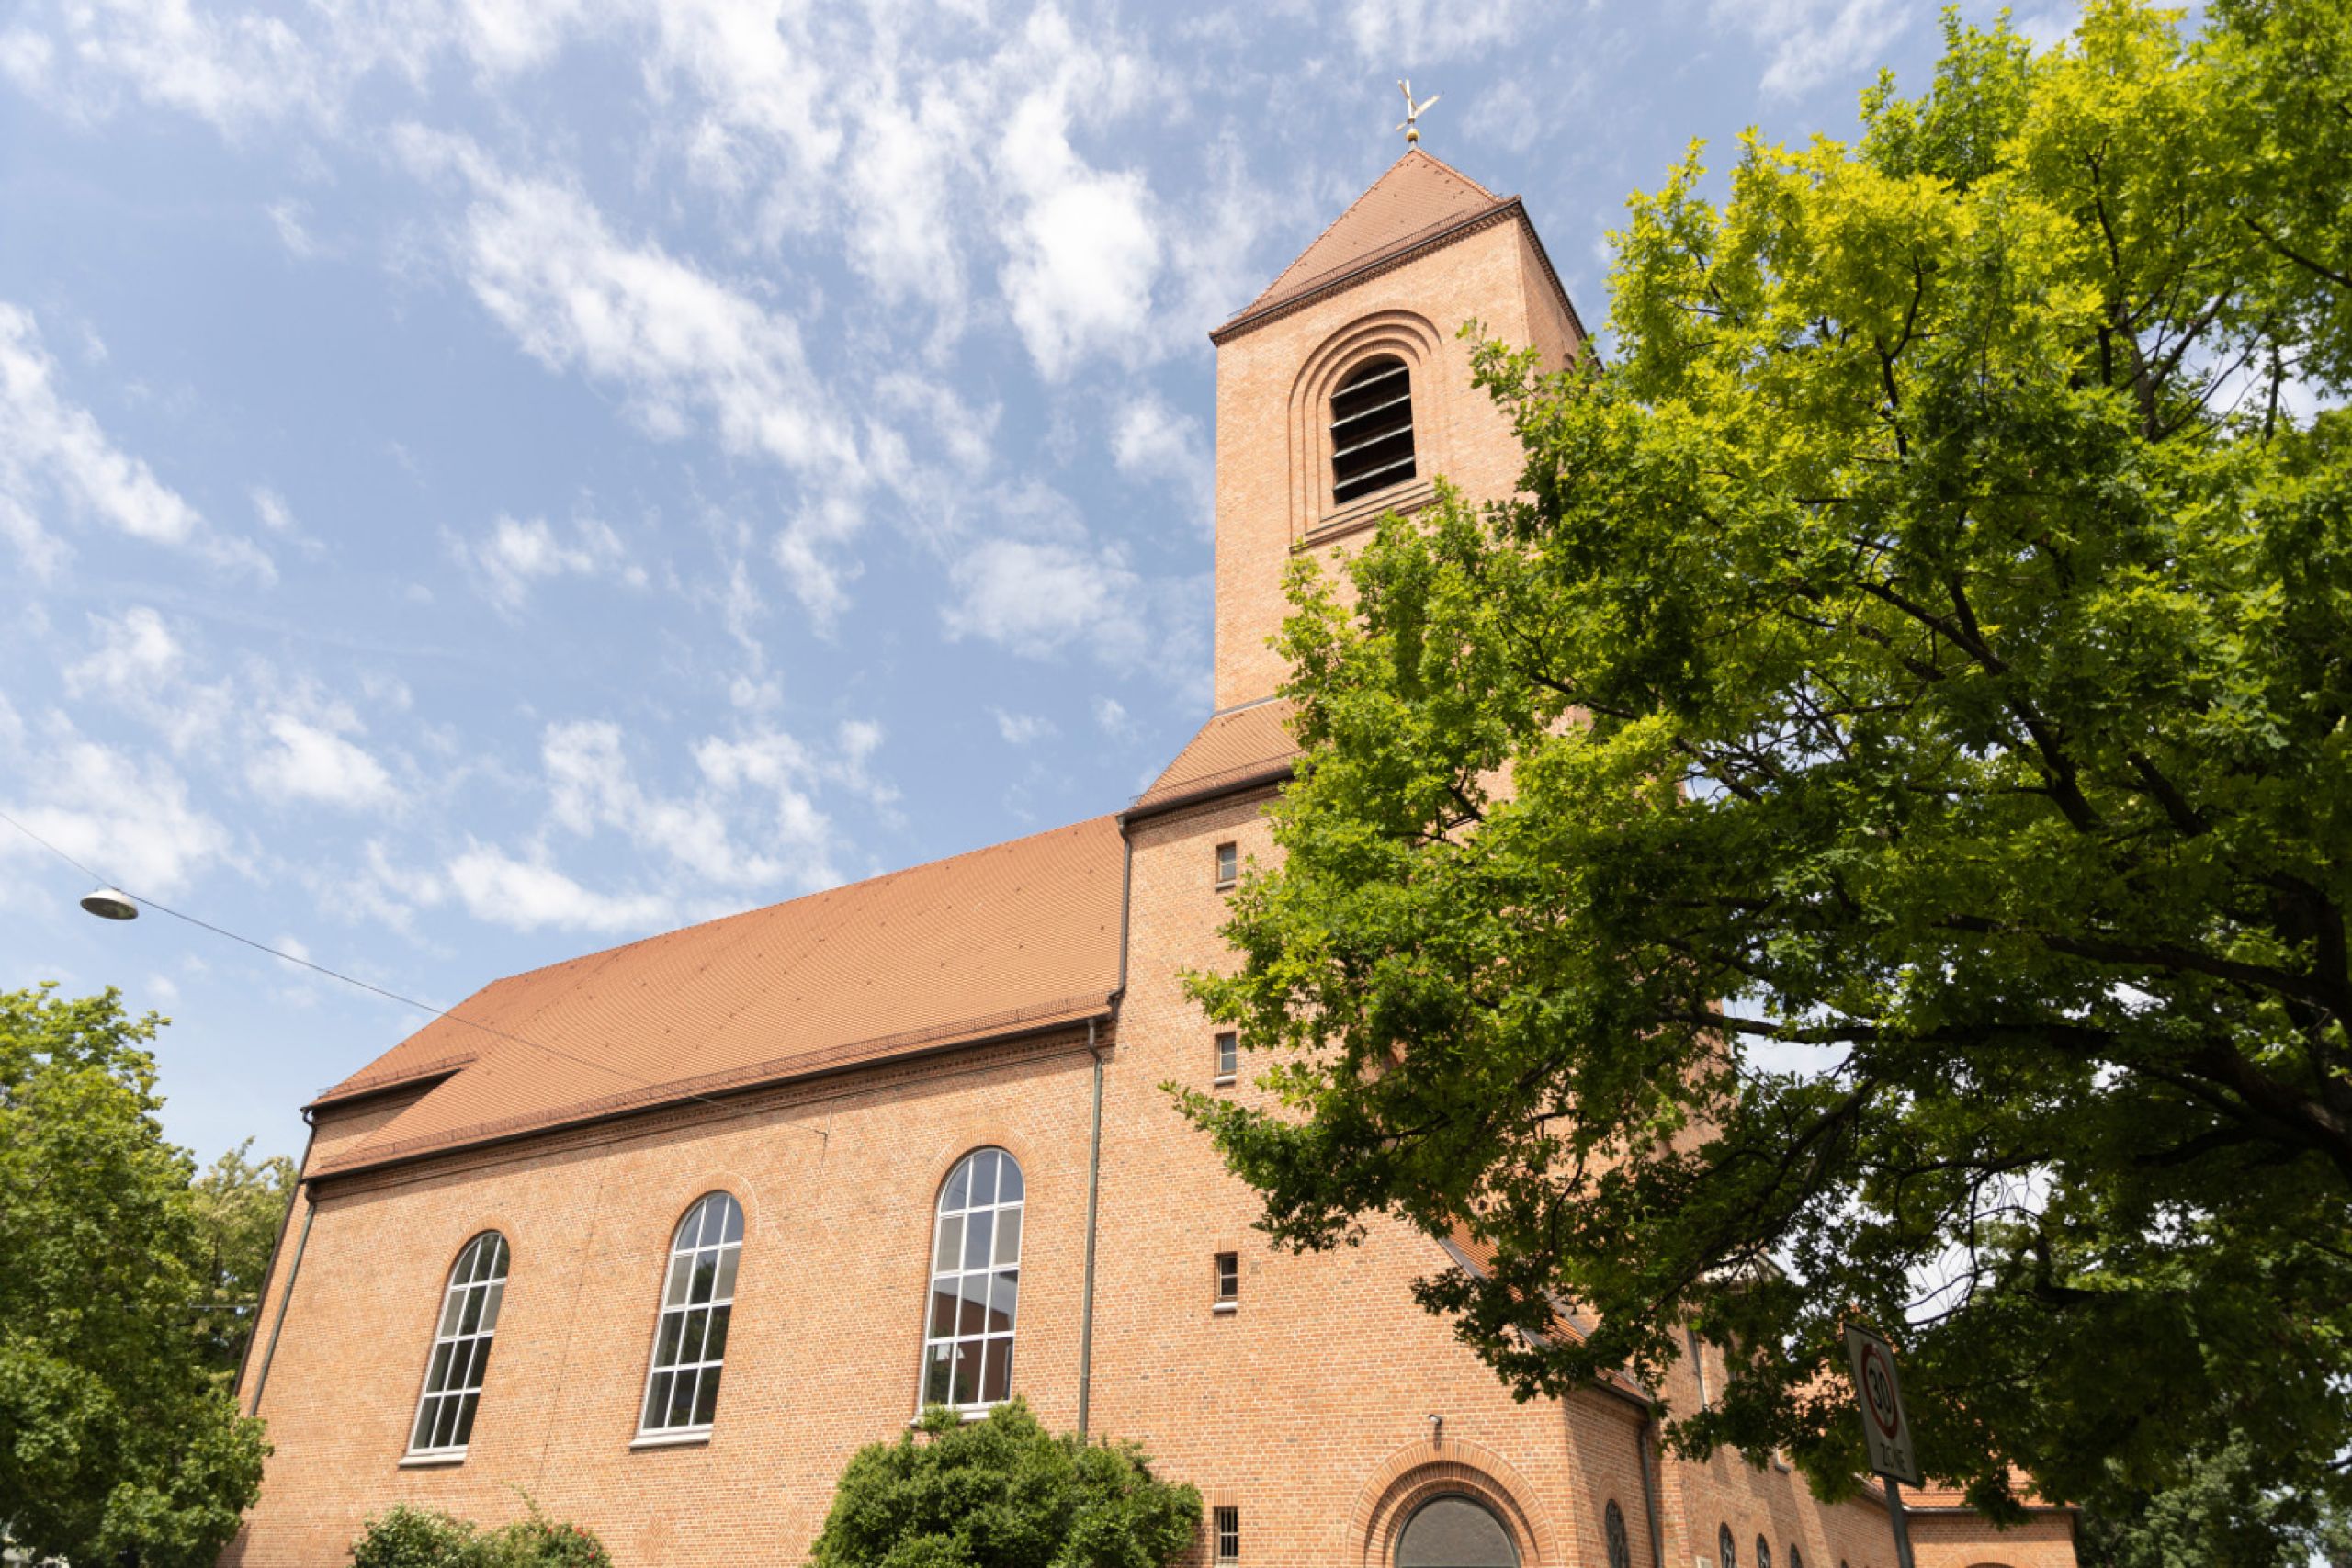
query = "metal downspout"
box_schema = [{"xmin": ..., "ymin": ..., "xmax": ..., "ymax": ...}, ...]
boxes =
[
  {"xmin": 246, "ymin": 1194, "xmax": 315, "ymax": 1417},
  {"xmin": 1077, "ymin": 1015, "xmax": 1105, "ymax": 1437},
  {"xmin": 1637, "ymin": 1411, "xmax": 1668, "ymax": 1568}
]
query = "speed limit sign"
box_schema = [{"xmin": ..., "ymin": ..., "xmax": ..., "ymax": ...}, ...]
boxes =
[{"xmin": 1844, "ymin": 1324, "xmax": 1922, "ymax": 1485}]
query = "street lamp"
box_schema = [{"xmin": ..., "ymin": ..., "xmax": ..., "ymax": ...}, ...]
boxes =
[{"xmin": 80, "ymin": 886, "xmax": 138, "ymax": 921}]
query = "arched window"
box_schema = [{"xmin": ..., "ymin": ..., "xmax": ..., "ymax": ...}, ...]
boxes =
[
  {"xmin": 1396, "ymin": 1495, "xmax": 1517, "ymax": 1568},
  {"xmin": 1603, "ymin": 1500, "xmax": 1632, "ymax": 1568},
  {"xmin": 639, "ymin": 1191, "xmax": 742, "ymax": 1435},
  {"xmin": 1719, "ymin": 1525, "xmax": 1738, "ymax": 1568},
  {"xmin": 408, "ymin": 1231, "xmax": 507, "ymax": 1457},
  {"xmin": 1330, "ymin": 354, "xmax": 1416, "ymax": 504},
  {"xmin": 921, "ymin": 1148, "xmax": 1023, "ymax": 1410},
  {"xmin": 1789, "ymin": 1546, "xmax": 1804, "ymax": 1568},
  {"xmin": 1757, "ymin": 1536, "xmax": 1773, "ymax": 1568}
]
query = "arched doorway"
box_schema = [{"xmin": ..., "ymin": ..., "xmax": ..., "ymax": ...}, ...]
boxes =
[{"xmin": 1396, "ymin": 1495, "xmax": 1520, "ymax": 1568}]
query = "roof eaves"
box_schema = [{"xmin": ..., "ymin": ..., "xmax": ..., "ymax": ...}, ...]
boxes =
[
  {"xmin": 1212, "ymin": 196, "xmax": 1587, "ymax": 350},
  {"xmin": 309, "ymin": 992, "xmax": 1117, "ymax": 1181},
  {"xmin": 306, "ymin": 1054, "xmax": 478, "ymax": 1112},
  {"xmin": 1122, "ymin": 759, "xmax": 1296, "ymax": 825}
]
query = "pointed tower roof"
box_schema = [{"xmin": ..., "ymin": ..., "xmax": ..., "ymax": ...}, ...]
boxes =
[{"xmin": 1212, "ymin": 147, "xmax": 1579, "ymax": 344}]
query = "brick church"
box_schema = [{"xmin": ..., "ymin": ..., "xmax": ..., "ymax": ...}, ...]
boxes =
[{"xmin": 224, "ymin": 150, "xmax": 2076, "ymax": 1568}]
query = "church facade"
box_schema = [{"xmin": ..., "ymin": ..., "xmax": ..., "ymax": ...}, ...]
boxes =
[{"xmin": 224, "ymin": 151, "xmax": 2077, "ymax": 1568}]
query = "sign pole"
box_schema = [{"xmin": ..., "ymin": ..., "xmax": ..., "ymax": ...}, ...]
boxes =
[{"xmin": 1883, "ymin": 1476, "xmax": 1917, "ymax": 1568}]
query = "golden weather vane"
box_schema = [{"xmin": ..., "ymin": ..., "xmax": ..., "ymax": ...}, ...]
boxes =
[{"xmin": 1396, "ymin": 79, "xmax": 1440, "ymax": 145}]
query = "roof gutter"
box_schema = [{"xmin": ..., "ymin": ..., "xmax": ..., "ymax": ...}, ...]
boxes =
[{"xmin": 1119, "ymin": 762, "xmax": 1296, "ymax": 829}]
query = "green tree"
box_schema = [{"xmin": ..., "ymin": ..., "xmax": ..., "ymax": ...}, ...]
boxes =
[
  {"xmin": 189, "ymin": 1138, "xmax": 297, "ymax": 1373},
  {"xmin": 2076, "ymin": 1440, "xmax": 2352, "ymax": 1568},
  {"xmin": 809, "ymin": 1400, "xmax": 1202, "ymax": 1568},
  {"xmin": 0, "ymin": 984, "xmax": 268, "ymax": 1564},
  {"xmin": 1180, "ymin": 0, "xmax": 2352, "ymax": 1538}
]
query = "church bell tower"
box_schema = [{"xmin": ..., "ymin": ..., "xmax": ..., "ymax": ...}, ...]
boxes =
[{"xmin": 1205, "ymin": 148, "xmax": 1587, "ymax": 710}]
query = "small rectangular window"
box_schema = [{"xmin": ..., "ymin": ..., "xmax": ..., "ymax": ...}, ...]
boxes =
[
  {"xmin": 1214, "ymin": 1031, "xmax": 1238, "ymax": 1082},
  {"xmin": 1214, "ymin": 841, "xmax": 1238, "ymax": 886},
  {"xmin": 1214, "ymin": 1506, "xmax": 1240, "ymax": 1562},
  {"xmin": 1213, "ymin": 1251, "xmax": 1238, "ymax": 1308}
]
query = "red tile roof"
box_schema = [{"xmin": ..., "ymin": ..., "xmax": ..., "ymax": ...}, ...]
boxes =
[
  {"xmin": 1129, "ymin": 699, "xmax": 1302, "ymax": 818},
  {"xmin": 308, "ymin": 815, "xmax": 1126, "ymax": 1177},
  {"xmin": 1232, "ymin": 150, "xmax": 1504, "ymax": 327}
]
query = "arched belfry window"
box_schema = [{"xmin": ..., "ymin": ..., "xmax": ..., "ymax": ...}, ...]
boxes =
[
  {"xmin": 921, "ymin": 1148, "xmax": 1023, "ymax": 1410},
  {"xmin": 639, "ymin": 1191, "xmax": 742, "ymax": 1435},
  {"xmin": 1330, "ymin": 354, "xmax": 1417, "ymax": 504},
  {"xmin": 1396, "ymin": 1495, "xmax": 1518, "ymax": 1568},
  {"xmin": 407, "ymin": 1231, "xmax": 508, "ymax": 1457}
]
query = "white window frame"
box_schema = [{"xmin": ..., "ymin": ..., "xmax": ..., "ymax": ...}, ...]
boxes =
[
  {"xmin": 1213, "ymin": 1250, "xmax": 1239, "ymax": 1311},
  {"xmin": 635, "ymin": 1191, "xmax": 742, "ymax": 1440},
  {"xmin": 917, "ymin": 1147, "xmax": 1023, "ymax": 1415},
  {"xmin": 405, "ymin": 1231, "xmax": 508, "ymax": 1461},
  {"xmin": 1214, "ymin": 1031, "xmax": 1238, "ymax": 1084},
  {"xmin": 1214, "ymin": 841, "xmax": 1238, "ymax": 887}
]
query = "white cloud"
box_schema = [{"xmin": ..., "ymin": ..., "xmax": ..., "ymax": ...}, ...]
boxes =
[
  {"xmin": 990, "ymin": 708, "xmax": 1056, "ymax": 745},
  {"xmin": 943, "ymin": 536, "xmax": 1144, "ymax": 662},
  {"xmin": 0, "ymin": 0, "xmax": 326, "ymax": 130},
  {"xmin": 252, "ymin": 484, "xmax": 297, "ymax": 532},
  {"xmin": 1714, "ymin": 0, "xmax": 1910, "ymax": 99},
  {"xmin": 266, "ymin": 199, "xmax": 321, "ymax": 258},
  {"xmin": 772, "ymin": 493, "xmax": 865, "ymax": 626},
  {"xmin": 1344, "ymin": 0, "xmax": 1534, "ymax": 63},
  {"xmin": 995, "ymin": 88, "xmax": 1161, "ymax": 380},
  {"xmin": 1092, "ymin": 694, "xmax": 1139, "ymax": 741},
  {"xmin": 1111, "ymin": 391, "xmax": 1211, "ymax": 529},
  {"xmin": 447, "ymin": 843, "xmax": 675, "ymax": 934},
  {"xmin": 247, "ymin": 713, "xmax": 401, "ymax": 811},
  {"xmin": 0, "ymin": 732, "xmax": 232, "ymax": 898},
  {"xmin": 452, "ymin": 513, "xmax": 641, "ymax": 609},
  {"xmin": 62, "ymin": 605, "xmax": 235, "ymax": 753},
  {"xmin": 398, "ymin": 129, "xmax": 863, "ymax": 480},
  {"xmin": 0, "ymin": 301, "xmax": 272, "ymax": 579}
]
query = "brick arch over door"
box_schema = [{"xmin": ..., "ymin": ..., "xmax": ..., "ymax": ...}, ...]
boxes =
[{"xmin": 1342, "ymin": 1438, "xmax": 1559, "ymax": 1568}]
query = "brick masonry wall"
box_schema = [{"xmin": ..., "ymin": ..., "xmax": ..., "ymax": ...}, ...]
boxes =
[{"xmin": 226, "ymin": 1032, "xmax": 1108, "ymax": 1566}]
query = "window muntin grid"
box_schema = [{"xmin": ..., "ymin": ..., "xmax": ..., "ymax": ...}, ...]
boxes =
[
  {"xmin": 407, "ymin": 1231, "xmax": 508, "ymax": 1457},
  {"xmin": 1214, "ymin": 1032, "xmax": 1238, "ymax": 1080},
  {"xmin": 1718, "ymin": 1525, "xmax": 1738, "ymax": 1568},
  {"xmin": 1603, "ymin": 1501, "xmax": 1631, "ymax": 1568},
  {"xmin": 638, "ymin": 1191, "xmax": 743, "ymax": 1435},
  {"xmin": 920, "ymin": 1148, "xmax": 1023, "ymax": 1411},
  {"xmin": 1213, "ymin": 1251, "xmax": 1238, "ymax": 1303},
  {"xmin": 1214, "ymin": 1506, "xmax": 1240, "ymax": 1562},
  {"xmin": 1214, "ymin": 841, "xmax": 1238, "ymax": 885},
  {"xmin": 1755, "ymin": 1537, "xmax": 1772, "ymax": 1568}
]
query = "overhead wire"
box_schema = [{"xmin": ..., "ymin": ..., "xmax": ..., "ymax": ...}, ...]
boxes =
[{"xmin": 0, "ymin": 805, "xmax": 826, "ymax": 1144}]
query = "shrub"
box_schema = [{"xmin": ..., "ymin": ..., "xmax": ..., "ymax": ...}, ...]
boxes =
[
  {"xmin": 349, "ymin": 1499, "xmax": 613, "ymax": 1568},
  {"xmin": 810, "ymin": 1399, "xmax": 1201, "ymax": 1568}
]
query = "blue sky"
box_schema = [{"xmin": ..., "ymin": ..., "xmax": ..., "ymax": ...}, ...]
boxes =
[{"xmin": 0, "ymin": 0, "xmax": 2075, "ymax": 1168}]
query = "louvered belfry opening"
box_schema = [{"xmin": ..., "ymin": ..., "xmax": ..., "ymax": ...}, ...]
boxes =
[{"xmin": 1329, "ymin": 354, "xmax": 1416, "ymax": 504}]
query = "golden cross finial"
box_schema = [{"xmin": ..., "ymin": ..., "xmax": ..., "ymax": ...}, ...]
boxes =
[{"xmin": 1396, "ymin": 79, "xmax": 1441, "ymax": 145}]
